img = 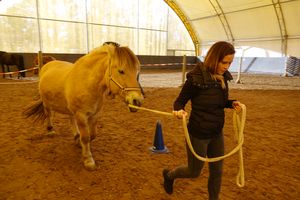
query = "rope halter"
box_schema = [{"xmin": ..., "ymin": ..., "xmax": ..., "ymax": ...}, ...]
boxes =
[{"xmin": 109, "ymin": 74, "xmax": 142, "ymax": 95}]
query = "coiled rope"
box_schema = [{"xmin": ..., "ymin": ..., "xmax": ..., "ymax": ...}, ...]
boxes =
[{"xmin": 129, "ymin": 104, "xmax": 246, "ymax": 187}]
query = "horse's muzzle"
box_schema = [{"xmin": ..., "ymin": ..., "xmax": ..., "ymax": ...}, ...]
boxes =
[
  {"xmin": 126, "ymin": 92, "xmax": 143, "ymax": 112},
  {"xmin": 129, "ymin": 99, "xmax": 143, "ymax": 112}
]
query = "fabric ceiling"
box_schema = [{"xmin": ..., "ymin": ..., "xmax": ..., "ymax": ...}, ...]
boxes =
[{"xmin": 166, "ymin": 0, "xmax": 300, "ymax": 56}]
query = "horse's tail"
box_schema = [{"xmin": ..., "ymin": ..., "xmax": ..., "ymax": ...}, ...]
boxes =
[{"xmin": 23, "ymin": 95, "xmax": 48, "ymax": 123}]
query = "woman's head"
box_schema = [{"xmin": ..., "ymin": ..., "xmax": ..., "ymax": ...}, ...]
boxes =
[{"xmin": 203, "ymin": 41, "xmax": 235, "ymax": 75}]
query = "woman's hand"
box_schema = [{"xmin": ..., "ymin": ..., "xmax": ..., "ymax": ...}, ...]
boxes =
[
  {"xmin": 173, "ymin": 109, "xmax": 188, "ymax": 119},
  {"xmin": 232, "ymin": 101, "xmax": 242, "ymax": 113}
]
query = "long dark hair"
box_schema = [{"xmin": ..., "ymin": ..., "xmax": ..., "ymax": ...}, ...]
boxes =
[{"xmin": 203, "ymin": 41, "xmax": 235, "ymax": 74}]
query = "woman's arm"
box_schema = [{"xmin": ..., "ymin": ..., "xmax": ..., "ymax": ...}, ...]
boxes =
[{"xmin": 173, "ymin": 78, "xmax": 194, "ymax": 111}]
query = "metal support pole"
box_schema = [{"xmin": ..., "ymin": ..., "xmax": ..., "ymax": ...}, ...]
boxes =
[
  {"xmin": 235, "ymin": 56, "xmax": 243, "ymax": 84},
  {"xmin": 36, "ymin": 0, "xmax": 43, "ymax": 52},
  {"xmin": 235, "ymin": 47, "xmax": 251, "ymax": 84}
]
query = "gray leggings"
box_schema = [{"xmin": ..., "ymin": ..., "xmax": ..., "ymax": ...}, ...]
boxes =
[{"xmin": 168, "ymin": 134, "xmax": 224, "ymax": 200}]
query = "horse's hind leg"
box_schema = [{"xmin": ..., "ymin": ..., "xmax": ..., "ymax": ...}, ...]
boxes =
[
  {"xmin": 45, "ymin": 107, "xmax": 55, "ymax": 135},
  {"xmin": 75, "ymin": 112, "xmax": 96, "ymax": 170}
]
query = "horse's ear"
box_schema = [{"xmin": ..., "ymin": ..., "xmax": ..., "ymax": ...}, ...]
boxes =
[{"xmin": 103, "ymin": 41, "xmax": 120, "ymax": 47}]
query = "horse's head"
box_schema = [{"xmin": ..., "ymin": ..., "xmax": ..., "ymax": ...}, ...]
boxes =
[
  {"xmin": 33, "ymin": 55, "xmax": 56, "ymax": 66},
  {"xmin": 104, "ymin": 43, "xmax": 144, "ymax": 112},
  {"xmin": 0, "ymin": 51, "xmax": 6, "ymax": 58}
]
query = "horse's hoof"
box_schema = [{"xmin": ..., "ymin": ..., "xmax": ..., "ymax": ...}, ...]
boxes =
[
  {"xmin": 84, "ymin": 159, "xmax": 96, "ymax": 171},
  {"xmin": 46, "ymin": 130, "xmax": 56, "ymax": 137},
  {"xmin": 90, "ymin": 134, "xmax": 96, "ymax": 141}
]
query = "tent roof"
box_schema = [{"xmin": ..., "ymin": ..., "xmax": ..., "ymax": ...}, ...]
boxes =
[{"xmin": 165, "ymin": 0, "xmax": 300, "ymax": 56}]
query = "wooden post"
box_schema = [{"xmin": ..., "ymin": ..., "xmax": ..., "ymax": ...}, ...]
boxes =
[
  {"xmin": 181, "ymin": 55, "xmax": 187, "ymax": 87},
  {"xmin": 38, "ymin": 51, "xmax": 43, "ymax": 76}
]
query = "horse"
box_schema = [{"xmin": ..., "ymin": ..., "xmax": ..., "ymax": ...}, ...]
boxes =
[
  {"xmin": 0, "ymin": 51, "xmax": 26, "ymax": 78},
  {"xmin": 23, "ymin": 42, "xmax": 144, "ymax": 170},
  {"xmin": 33, "ymin": 55, "xmax": 56, "ymax": 74}
]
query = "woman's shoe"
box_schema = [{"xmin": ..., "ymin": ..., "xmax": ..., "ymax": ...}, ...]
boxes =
[{"xmin": 163, "ymin": 169, "xmax": 174, "ymax": 194}]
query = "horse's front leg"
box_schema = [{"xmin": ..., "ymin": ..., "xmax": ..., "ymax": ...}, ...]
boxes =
[
  {"xmin": 71, "ymin": 114, "xmax": 98, "ymax": 144},
  {"xmin": 70, "ymin": 116, "xmax": 80, "ymax": 146},
  {"xmin": 88, "ymin": 114, "xmax": 98, "ymax": 141},
  {"xmin": 6, "ymin": 65, "xmax": 12, "ymax": 78},
  {"xmin": 75, "ymin": 112, "xmax": 96, "ymax": 170}
]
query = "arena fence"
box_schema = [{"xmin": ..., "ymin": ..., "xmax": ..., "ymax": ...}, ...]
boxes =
[{"xmin": 0, "ymin": 53, "xmax": 198, "ymax": 81}]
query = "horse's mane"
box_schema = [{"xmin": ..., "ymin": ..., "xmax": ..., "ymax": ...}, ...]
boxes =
[
  {"xmin": 77, "ymin": 44, "xmax": 140, "ymax": 71},
  {"xmin": 113, "ymin": 46, "xmax": 140, "ymax": 71}
]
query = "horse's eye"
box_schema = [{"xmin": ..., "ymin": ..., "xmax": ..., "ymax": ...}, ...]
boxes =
[{"xmin": 118, "ymin": 69, "xmax": 125, "ymax": 74}]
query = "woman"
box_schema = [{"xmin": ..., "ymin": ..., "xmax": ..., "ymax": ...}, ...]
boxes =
[{"xmin": 162, "ymin": 41, "xmax": 242, "ymax": 200}]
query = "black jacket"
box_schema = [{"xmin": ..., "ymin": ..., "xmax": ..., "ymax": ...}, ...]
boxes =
[{"xmin": 173, "ymin": 62, "xmax": 235, "ymax": 139}]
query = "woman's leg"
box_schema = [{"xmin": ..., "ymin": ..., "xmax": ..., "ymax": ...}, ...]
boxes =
[
  {"xmin": 169, "ymin": 135, "xmax": 209, "ymax": 179},
  {"xmin": 207, "ymin": 134, "xmax": 224, "ymax": 200},
  {"xmin": 163, "ymin": 135, "xmax": 209, "ymax": 194}
]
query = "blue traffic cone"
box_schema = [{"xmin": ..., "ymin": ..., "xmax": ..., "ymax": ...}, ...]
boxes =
[{"xmin": 150, "ymin": 120, "xmax": 169, "ymax": 153}]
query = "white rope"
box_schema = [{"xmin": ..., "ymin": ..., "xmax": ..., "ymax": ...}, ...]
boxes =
[
  {"xmin": 129, "ymin": 104, "xmax": 246, "ymax": 187},
  {"xmin": 182, "ymin": 104, "xmax": 246, "ymax": 187}
]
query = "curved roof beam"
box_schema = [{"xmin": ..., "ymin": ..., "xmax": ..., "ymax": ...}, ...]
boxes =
[
  {"xmin": 272, "ymin": 0, "xmax": 288, "ymax": 56},
  {"xmin": 164, "ymin": 0, "xmax": 201, "ymax": 56},
  {"xmin": 208, "ymin": 0, "xmax": 234, "ymax": 43}
]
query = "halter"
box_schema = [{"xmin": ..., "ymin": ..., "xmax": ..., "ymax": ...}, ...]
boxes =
[{"xmin": 108, "ymin": 71, "xmax": 141, "ymax": 94}]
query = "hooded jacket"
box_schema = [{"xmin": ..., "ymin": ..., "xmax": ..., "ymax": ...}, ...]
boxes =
[{"xmin": 173, "ymin": 62, "xmax": 235, "ymax": 139}]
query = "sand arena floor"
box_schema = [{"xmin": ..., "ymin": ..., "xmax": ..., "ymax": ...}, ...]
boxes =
[{"xmin": 0, "ymin": 70, "xmax": 299, "ymax": 200}]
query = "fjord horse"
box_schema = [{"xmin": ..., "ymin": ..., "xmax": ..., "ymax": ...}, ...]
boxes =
[
  {"xmin": 33, "ymin": 55, "xmax": 56, "ymax": 74},
  {"xmin": 0, "ymin": 51, "xmax": 25, "ymax": 78},
  {"xmin": 24, "ymin": 42, "xmax": 144, "ymax": 170}
]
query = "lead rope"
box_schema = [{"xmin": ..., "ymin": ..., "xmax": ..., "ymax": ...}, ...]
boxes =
[{"xmin": 128, "ymin": 104, "xmax": 246, "ymax": 187}]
